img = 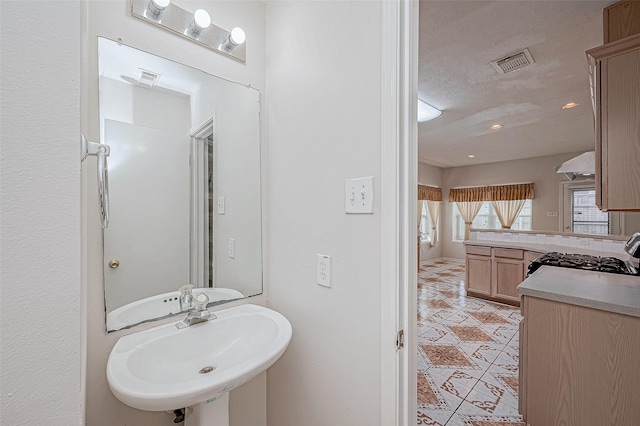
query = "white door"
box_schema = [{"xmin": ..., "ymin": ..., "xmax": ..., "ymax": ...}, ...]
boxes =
[{"xmin": 103, "ymin": 119, "xmax": 190, "ymax": 311}]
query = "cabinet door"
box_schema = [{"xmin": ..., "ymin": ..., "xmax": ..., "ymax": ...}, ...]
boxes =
[
  {"xmin": 588, "ymin": 36, "xmax": 640, "ymax": 210},
  {"xmin": 465, "ymin": 254, "xmax": 492, "ymax": 297},
  {"xmin": 602, "ymin": 46, "xmax": 640, "ymax": 210},
  {"xmin": 492, "ymin": 257, "xmax": 524, "ymax": 303}
]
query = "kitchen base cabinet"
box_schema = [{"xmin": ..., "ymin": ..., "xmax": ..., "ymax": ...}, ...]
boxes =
[
  {"xmin": 465, "ymin": 246, "xmax": 534, "ymax": 306},
  {"xmin": 520, "ymin": 296, "xmax": 640, "ymax": 425},
  {"xmin": 465, "ymin": 245, "xmax": 492, "ymax": 297},
  {"xmin": 492, "ymin": 248, "xmax": 525, "ymax": 304}
]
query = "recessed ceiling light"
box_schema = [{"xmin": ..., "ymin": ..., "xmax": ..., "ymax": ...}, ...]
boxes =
[
  {"xmin": 468, "ymin": 154, "xmax": 475, "ymax": 158},
  {"xmin": 490, "ymin": 124, "xmax": 503, "ymax": 130},
  {"xmin": 562, "ymin": 102, "xmax": 580, "ymax": 110}
]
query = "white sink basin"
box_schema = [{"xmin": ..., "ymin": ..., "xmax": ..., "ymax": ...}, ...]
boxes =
[
  {"xmin": 106, "ymin": 304, "xmax": 292, "ymax": 412},
  {"xmin": 107, "ymin": 288, "xmax": 244, "ymax": 331}
]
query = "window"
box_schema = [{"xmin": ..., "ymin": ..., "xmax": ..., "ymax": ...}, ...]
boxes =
[
  {"xmin": 419, "ymin": 202, "xmax": 432, "ymax": 242},
  {"xmin": 561, "ymin": 181, "xmax": 622, "ymax": 235},
  {"xmin": 452, "ymin": 200, "xmax": 532, "ymax": 241},
  {"xmin": 571, "ymin": 189, "xmax": 609, "ymax": 235}
]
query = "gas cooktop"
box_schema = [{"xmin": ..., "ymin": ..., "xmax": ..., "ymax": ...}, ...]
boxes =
[{"xmin": 528, "ymin": 252, "xmax": 639, "ymax": 276}]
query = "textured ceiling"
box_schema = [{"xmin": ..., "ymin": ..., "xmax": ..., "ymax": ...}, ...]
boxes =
[{"xmin": 418, "ymin": 0, "xmax": 613, "ymax": 167}]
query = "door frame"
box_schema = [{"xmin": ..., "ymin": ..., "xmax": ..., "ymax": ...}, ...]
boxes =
[
  {"xmin": 380, "ymin": 0, "xmax": 418, "ymax": 425},
  {"xmin": 190, "ymin": 117, "xmax": 216, "ymax": 287}
]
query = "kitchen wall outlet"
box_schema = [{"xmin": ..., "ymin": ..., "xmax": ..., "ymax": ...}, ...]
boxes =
[
  {"xmin": 217, "ymin": 196, "xmax": 226, "ymax": 214},
  {"xmin": 317, "ymin": 254, "xmax": 331, "ymax": 287},
  {"xmin": 547, "ymin": 211, "xmax": 558, "ymax": 217},
  {"xmin": 228, "ymin": 238, "xmax": 235, "ymax": 258},
  {"xmin": 345, "ymin": 177, "xmax": 373, "ymax": 214}
]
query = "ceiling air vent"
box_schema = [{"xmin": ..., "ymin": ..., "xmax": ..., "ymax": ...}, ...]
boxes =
[
  {"xmin": 491, "ymin": 48, "xmax": 535, "ymax": 74},
  {"xmin": 137, "ymin": 69, "xmax": 160, "ymax": 87}
]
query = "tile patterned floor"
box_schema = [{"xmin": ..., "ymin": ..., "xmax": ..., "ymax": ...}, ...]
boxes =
[{"xmin": 417, "ymin": 258, "xmax": 525, "ymax": 426}]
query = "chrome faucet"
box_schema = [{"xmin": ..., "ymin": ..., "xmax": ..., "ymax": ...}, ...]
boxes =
[
  {"xmin": 179, "ymin": 284, "xmax": 194, "ymax": 312},
  {"xmin": 176, "ymin": 293, "xmax": 216, "ymax": 329}
]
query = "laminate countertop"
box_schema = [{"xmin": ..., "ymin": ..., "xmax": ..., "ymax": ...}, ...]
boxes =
[
  {"xmin": 517, "ymin": 266, "xmax": 640, "ymax": 317},
  {"xmin": 464, "ymin": 239, "xmax": 628, "ymax": 260}
]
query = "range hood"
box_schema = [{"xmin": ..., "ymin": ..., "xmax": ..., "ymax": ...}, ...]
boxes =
[{"xmin": 556, "ymin": 151, "xmax": 595, "ymax": 180}]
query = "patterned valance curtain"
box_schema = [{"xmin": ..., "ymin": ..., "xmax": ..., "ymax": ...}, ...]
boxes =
[
  {"xmin": 418, "ymin": 185, "xmax": 443, "ymax": 201},
  {"xmin": 448, "ymin": 183, "xmax": 534, "ymax": 202}
]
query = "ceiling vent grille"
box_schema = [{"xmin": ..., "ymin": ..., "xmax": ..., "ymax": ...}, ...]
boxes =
[
  {"xmin": 137, "ymin": 69, "xmax": 160, "ymax": 87},
  {"xmin": 491, "ymin": 48, "xmax": 535, "ymax": 74}
]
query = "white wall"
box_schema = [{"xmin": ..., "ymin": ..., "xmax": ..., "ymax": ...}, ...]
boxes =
[
  {"xmin": 265, "ymin": 2, "xmax": 385, "ymax": 425},
  {"xmin": 0, "ymin": 1, "xmax": 84, "ymax": 425},
  {"xmin": 418, "ymin": 162, "xmax": 444, "ymax": 260},
  {"xmin": 83, "ymin": 1, "xmax": 267, "ymax": 425}
]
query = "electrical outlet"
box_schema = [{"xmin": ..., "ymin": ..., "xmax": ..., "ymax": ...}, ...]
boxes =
[
  {"xmin": 547, "ymin": 211, "xmax": 558, "ymax": 217},
  {"xmin": 579, "ymin": 238, "xmax": 591, "ymax": 246},
  {"xmin": 218, "ymin": 196, "xmax": 226, "ymax": 214},
  {"xmin": 317, "ymin": 254, "xmax": 331, "ymax": 287},
  {"xmin": 228, "ymin": 238, "xmax": 235, "ymax": 258}
]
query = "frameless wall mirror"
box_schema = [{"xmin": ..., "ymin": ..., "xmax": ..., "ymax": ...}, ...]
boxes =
[{"xmin": 98, "ymin": 37, "xmax": 262, "ymax": 332}]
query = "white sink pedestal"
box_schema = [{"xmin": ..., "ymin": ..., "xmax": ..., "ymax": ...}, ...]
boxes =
[{"xmin": 186, "ymin": 393, "xmax": 229, "ymax": 426}]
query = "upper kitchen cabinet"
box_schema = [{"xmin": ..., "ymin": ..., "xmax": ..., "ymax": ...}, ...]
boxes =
[
  {"xmin": 587, "ymin": 33, "xmax": 640, "ymax": 211},
  {"xmin": 604, "ymin": 0, "xmax": 640, "ymax": 43}
]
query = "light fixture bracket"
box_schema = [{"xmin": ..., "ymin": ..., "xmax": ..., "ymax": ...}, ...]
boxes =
[{"xmin": 130, "ymin": 0, "xmax": 246, "ymax": 63}]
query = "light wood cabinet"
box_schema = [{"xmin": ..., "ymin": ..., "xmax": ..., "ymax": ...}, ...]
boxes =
[
  {"xmin": 492, "ymin": 256, "xmax": 524, "ymax": 303},
  {"xmin": 466, "ymin": 253, "xmax": 492, "ymax": 297},
  {"xmin": 604, "ymin": 0, "xmax": 640, "ymax": 43},
  {"xmin": 520, "ymin": 296, "xmax": 640, "ymax": 424},
  {"xmin": 587, "ymin": 33, "xmax": 640, "ymax": 211},
  {"xmin": 465, "ymin": 246, "xmax": 537, "ymax": 306}
]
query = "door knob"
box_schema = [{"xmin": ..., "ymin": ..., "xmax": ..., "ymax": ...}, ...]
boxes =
[{"xmin": 108, "ymin": 259, "xmax": 120, "ymax": 269}]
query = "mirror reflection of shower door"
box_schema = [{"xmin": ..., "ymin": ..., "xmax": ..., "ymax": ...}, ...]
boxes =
[{"xmin": 103, "ymin": 119, "xmax": 190, "ymax": 312}]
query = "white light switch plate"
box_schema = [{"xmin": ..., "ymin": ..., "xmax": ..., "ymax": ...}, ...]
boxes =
[
  {"xmin": 345, "ymin": 177, "xmax": 373, "ymax": 214},
  {"xmin": 317, "ymin": 254, "xmax": 331, "ymax": 287},
  {"xmin": 218, "ymin": 196, "xmax": 226, "ymax": 214}
]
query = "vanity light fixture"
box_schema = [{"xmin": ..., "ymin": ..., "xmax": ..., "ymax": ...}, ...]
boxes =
[
  {"xmin": 146, "ymin": 0, "xmax": 170, "ymax": 19},
  {"xmin": 220, "ymin": 27, "xmax": 246, "ymax": 52},
  {"xmin": 562, "ymin": 102, "xmax": 580, "ymax": 110},
  {"xmin": 131, "ymin": 0, "xmax": 246, "ymax": 62},
  {"xmin": 186, "ymin": 9, "xmax": 211, "ymax": 38},
  {"xmin": 490, "ymin": 124, "xmax": 503, "ymax": 130},
  {"xmin": 417, "ymin": 99, "xmax": 442, "ymax": 122}
]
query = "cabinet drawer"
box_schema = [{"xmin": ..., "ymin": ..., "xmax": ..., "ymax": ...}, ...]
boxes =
[
  {"xmin": 466, "ymin": 245, "xmax": 492, "ymax": 256},
  {"xmin": 494, "ymin": 248, "xmax": 524, "ymax": 260}
]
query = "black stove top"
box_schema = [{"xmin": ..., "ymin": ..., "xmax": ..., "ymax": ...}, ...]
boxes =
[{"xmin": 528, "ymin": 252, "xmax": 638, "ymax": 276}]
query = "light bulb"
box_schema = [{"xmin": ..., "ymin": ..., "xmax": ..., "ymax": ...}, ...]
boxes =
[
  {"xmin": 186, "ymin": 9, "xmax": 211, "ymax": 38},
  {"xmin": 193, "ymin": 9, "xmax": 211, "ymax": 30},
  {"xmin": 147, "ymin": 0, "xmax": 170, "ymax": 18},
  {"xmin": 229, "ymin": 27, "xmax": 246, "ymax": 46}
]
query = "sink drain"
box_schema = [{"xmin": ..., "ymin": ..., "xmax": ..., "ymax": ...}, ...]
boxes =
[{"xmin": 199, "ymin": 366, "xmax": 215, "ymax": 374}]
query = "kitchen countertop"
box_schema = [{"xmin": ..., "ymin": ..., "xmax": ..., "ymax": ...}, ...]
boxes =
[
  {"xmin": 518, "ymin": 266, "xmax": 640, "ymax": 317},
  {"xmin": 465, "ymin": 239, "xmax": 628, "ymax": 260}
]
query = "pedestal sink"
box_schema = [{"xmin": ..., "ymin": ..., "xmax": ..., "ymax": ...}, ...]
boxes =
[
  {"xmin": 106, "ymin": 288, "xmax": 244, "ymax": 331},
  {"xmin": 106, "ymin": 304, "xmax": 292, "ymax": 425}
]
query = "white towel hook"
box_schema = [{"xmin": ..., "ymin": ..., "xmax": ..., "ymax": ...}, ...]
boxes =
[{"xmin": 81, "ymin": 134, "xmax": 111, "ymax": 229}]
